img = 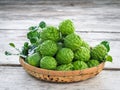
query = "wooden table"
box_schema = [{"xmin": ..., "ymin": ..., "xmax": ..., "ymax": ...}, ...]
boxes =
[{"xmin": 0, "ymin": 0, "xmax": 120, "ymax": 90}]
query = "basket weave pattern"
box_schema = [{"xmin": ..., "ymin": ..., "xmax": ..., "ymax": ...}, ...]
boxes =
[{"xmin": 19, "ymin": 57, "xmax": 105, "ymax": 83}]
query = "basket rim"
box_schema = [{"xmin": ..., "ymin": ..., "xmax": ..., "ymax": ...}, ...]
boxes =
[{"xmin": 19, "ymin": 57, "xmax": 105, "ymax": 74}]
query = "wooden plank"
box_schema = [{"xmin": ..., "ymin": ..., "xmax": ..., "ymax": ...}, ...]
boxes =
[
  {"xmin": 0, "ymin": 0, "xmax": 120, "ymax": 5},
  {"xmin": 0, "ymin": 1, "xmax": 120, "ymax": 32},
  {"xmin": 0, "ymin": 29, "xmax": 119, "ymax": 68},
  {"xmin": 0, "ymin": 66, "xmax": 120, "ymax": 90}
]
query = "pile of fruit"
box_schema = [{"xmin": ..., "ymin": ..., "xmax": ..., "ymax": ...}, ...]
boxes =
[{"xmin": 5, "ymin": 19, "xmax": 112, "ymax": 71}]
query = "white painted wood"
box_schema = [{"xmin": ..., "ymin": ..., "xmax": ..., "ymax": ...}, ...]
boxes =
[
  {"xmin": 0, "ymin": 67, "xmax": 120, "ymax": 90},
  {"xmin": 0, "ymin": 1, "xmax": 120, "ymax": 32}
]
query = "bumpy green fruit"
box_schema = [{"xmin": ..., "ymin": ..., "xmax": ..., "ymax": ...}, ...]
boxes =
[
  {"xmin": 40, "ymin": 56, "xmax": 57, "ymax": 70},
  {"xmin": 28, "ymin": 53, "xmax": 41, "ymax": 67},
  {"xmin": 40, "ymin": 26, "xmax": 60, "ymax": 41},
  {"xmin": 74, "ymin": 47, "xmax": 90, "ymax": 61},
  {"xmin": 64, "ymin": 33, "xmax": 82, "ymax": 50},
  {"xmin": 39, "ymin": 40, "xmax": 58, "ymax": 56},
  {"xmin": 56, "ymin": 63, "xmax": 73, "ymax": 71},
  {"xmin": 81, "ymin": 40, "xmax": 90, "ymax": 50},
  {"xmin": 73, "ymin": 61, "xmax": 88, "ymax": 70},
  {"xmin": 59, "ymin": 19, "xmax": 75, "ymax": 35},
  {"xmin": 87, "ymin": 60, "xmax": 100, "ymax": 68},
  {"xmin": 91, "ymin": 44, "xmax": 107, "ymax": 61},
  {"xmin": 56, "ymin": 48, "xmax": 74, "ymax": 64}
]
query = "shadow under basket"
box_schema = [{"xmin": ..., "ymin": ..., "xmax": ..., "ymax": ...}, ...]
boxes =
[{"xmin": 19, "ymin": 57, "xmax": 105, "ymax": 83}]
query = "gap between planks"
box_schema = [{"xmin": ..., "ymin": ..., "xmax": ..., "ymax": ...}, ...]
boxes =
[{"xmin": 0, "ymin": 29, "xmax": 120, "ymax": 33}]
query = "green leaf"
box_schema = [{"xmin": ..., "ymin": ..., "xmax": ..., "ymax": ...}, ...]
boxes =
[
  {"xmin": 24, "ymin": 42, "xmax": 29, "ymax": 48},
  {"xmin": 101, "ymin": 41, "xmax": 110, "ymax": 52},
  {"xmin": 5, "ymin": 51, "xmax": 19, "ymax": 56},
  {"xmin": 5, "ymin": 51, "xmax": 12, "ymax": 55},
  {"xmin": 105, "ymin": 55, "xmax": 113, "ymax": 62},
  {"xmin": 27, "ymin": 30, "xmax": 39, "ymax": 40},
  {"xmin": 9, "ymin": 43, "xmax": 21, "ymax": 53},
  {"xmin": 39, "ymin": 21, "xmax": 46, "ymax": 28},
  {"xmin": 27, "ymin": 31, "xmax": 33, "ymax": 39},
  {"xmin": 21, "ymin": 47, "xmax": 28, "ymax": 56},
  {"xmin": 29, "ymin": 26, "xmax": 38, "ymax": 31},
  {"xmin": 9, "ymin": 43, "xmax": 15, "ymax": 48},
  {"xmin": 30, "ymin": 37, "xmax": 38, "ymax": 44}
]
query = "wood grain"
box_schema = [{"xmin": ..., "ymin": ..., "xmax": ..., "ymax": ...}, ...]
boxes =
[
  {"xmin": 0, "ymin": 0, "xmax": 120, "ymax": 32},
  {"xmin": 1, "ymin": 0, "xmax": 120, "ymax": 5},
  {"xmin": 0, "ymin": 66, "xmax": 120, "ymax": 90}
]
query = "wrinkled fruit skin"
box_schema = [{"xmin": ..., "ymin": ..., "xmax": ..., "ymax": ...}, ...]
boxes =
[
  {"xmin": 40, "ymin": 56, "xmax": 57, "ymax": 70},
  {"xmin": 56, "ymin": 63, "xmax": 73, "ymax": 71},
  {"xmin": 28, "ymin": 53, "xmax": 41, "ymax": 67},
  {"xmin": 59, "ymin": 19, "xmax": 75, "ymax": 35},
  {"xmin": 56, "ymin": 48, "xmax": 74, "ymax": 64},
  {"xmin": 74, "ymin": 47, "xmax": 90, "ymax": 62},
  {"xmin": 91, "ymin": 44, "xmax": 107, "ymax": 61},
  {"xmin": 40, "ymin": 26, "xmax": 60, "ymax": 41},
  {"xmin": 64, "ymin": 33, "xmax": 82, "ymax": 51},
  {"xmin": 87, "ymin": 60, "xmax": 100, "ymax": 68},
  {"xmin": 39, "ymin": 40, "xmax": 58, "ymax": 56},
  {"xmin": 73, "ymin": 61, "xmax": 88, "ymax": 70},
  {"xmin": 81, "ymin": 40, "xmax": 90, "ymax": 50}
]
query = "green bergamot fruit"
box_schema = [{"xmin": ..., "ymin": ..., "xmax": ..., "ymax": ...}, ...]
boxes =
[
  {"xmin": 81, "ymin": 40, "xmax": 90, "ymax": 50},
  {"xmin": 87, "ymin": 59, "xmax": 100, "ymax": 68},
  {"xmin": 56, "ymin": 63, "xmax": 73, "ymax": 71},
  {"xmin": 74, "ymin": 47, "xmax": 90, "ymax": 61},
  {"xmin": 64, "ymin": 33, "xmax": 82, "ymax": 50},
  {"xmin": 40, "ymin": 26, "xmax": 60, "ymax": 41},
  {"xmin": 56, "ymin": 48, "xmax": 74, "ymax": 64},
  {"xmin": 91, "ymin": 44, "xmax": 107, "ymax": 61},
  {"xmin": 39, "ymin": 40, "xmax": 58, "ymax": 56},
  {"xmin": 40, "ymin": 56, "xmax": 57, "ymax": 70},
  {"xmin": 28, "ymin": 53, "xmax": 41, "ymax": 67},
  {"xmin": 73, "ymin": 61, "xmax": 88, "ymax": 70},
  {"xmin": 59, "ymin": 19, "xmax": 75, "ymax": 36}
]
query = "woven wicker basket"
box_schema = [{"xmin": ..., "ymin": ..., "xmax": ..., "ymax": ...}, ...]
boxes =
[{"xmin": 19, "ymin": 57, "xmax": 105, "ymax": 83}]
